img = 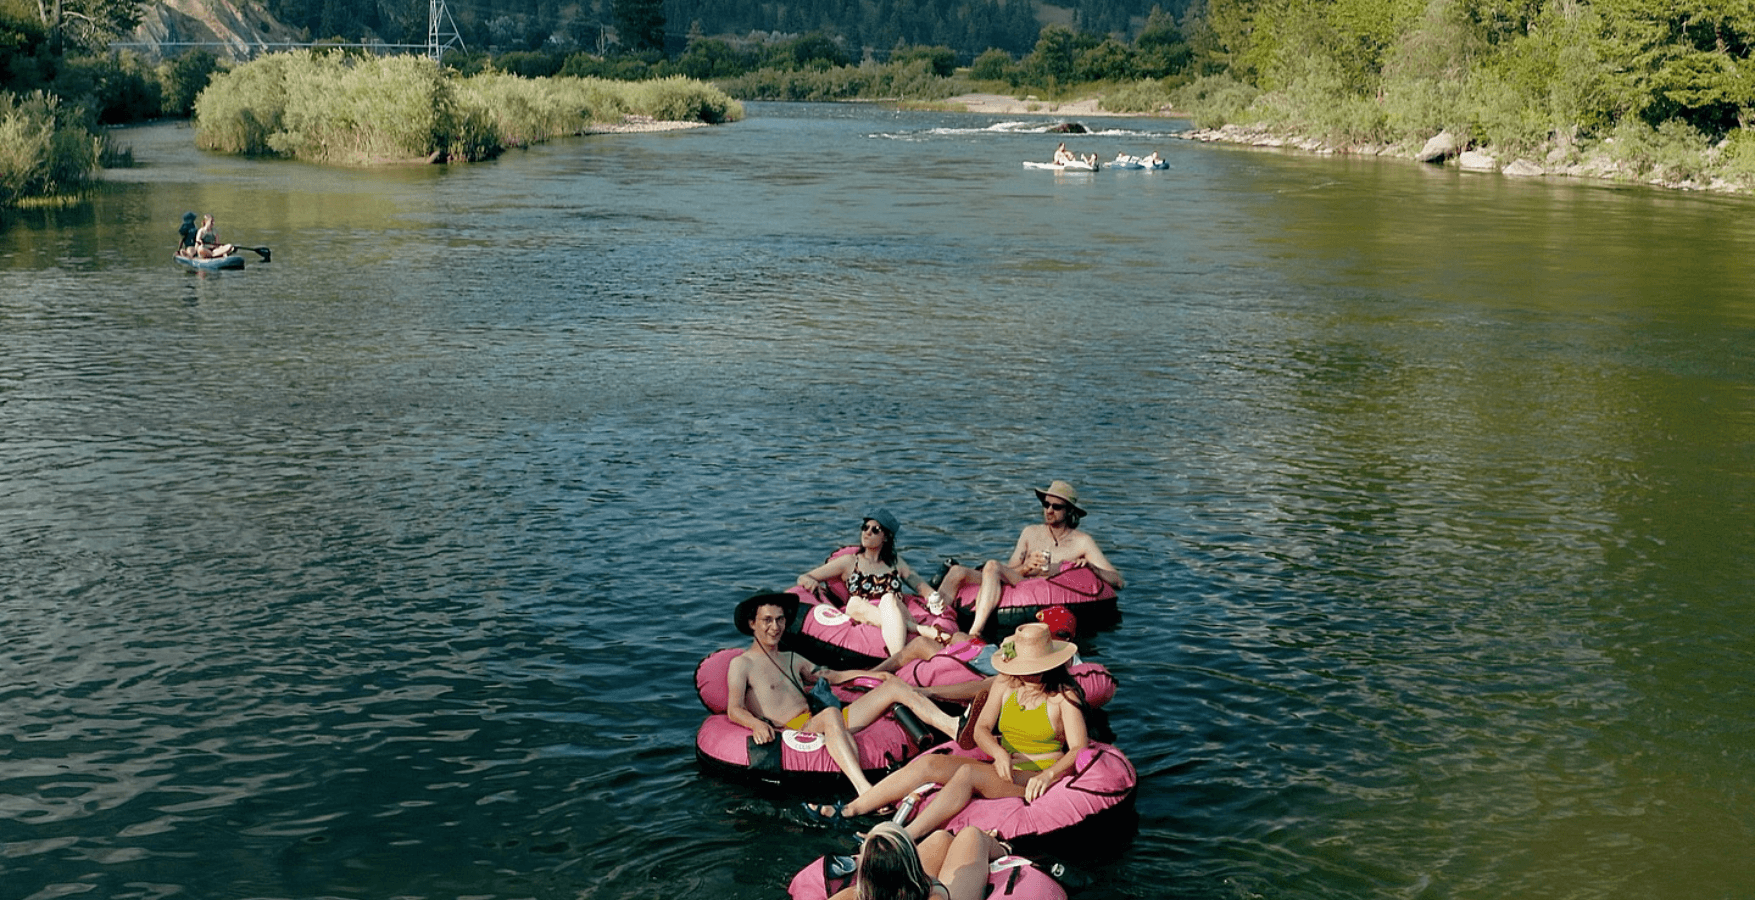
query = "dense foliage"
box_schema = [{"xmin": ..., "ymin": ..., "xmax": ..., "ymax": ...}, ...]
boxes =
[
  {"xmin": 251, "ymin": 0, "xmax": 1183, "ymax": 60},
  {"xmin": 193, "ymin": 50, "xmax": 741, "ymax": 163},
  {"xmin": 1174, "ymin": 0, "xmax": 1755, "ymax": 183},
  {"xmin": 0, "ymin": 90, "xmax": 101, "ymax": 205}
]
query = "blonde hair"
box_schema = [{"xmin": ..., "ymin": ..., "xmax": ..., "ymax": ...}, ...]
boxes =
[{"xmin": 856, "ymin": 822, "xmax": 934, "ymax": 900}]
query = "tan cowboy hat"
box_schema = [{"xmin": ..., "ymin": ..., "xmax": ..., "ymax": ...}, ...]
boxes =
[
  {"xmin": 1033, "ymin": 480, "xmax": 1087, "ymax": 517},
  {"xmin": 991, "ymin": 622, "xmax": 1078, "ymax": 675}
]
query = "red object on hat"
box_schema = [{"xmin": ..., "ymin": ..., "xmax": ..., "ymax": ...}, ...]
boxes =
[{"xmin": 1037, "ymin": 605, "xmax": 1078, "ymax": 640}]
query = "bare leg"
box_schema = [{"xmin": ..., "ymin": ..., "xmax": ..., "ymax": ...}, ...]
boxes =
[
  {"xmin": 937, "ymin": 828, "xmax": 1007, "ymax": 900},
  {"xmin": 921, "ymin": 676, "xmax": 994, "ymax": 705},
  {"xmin": 917, "ymin": 829, "xmax": 954, "ymax": 875},
  {"xmin": 877, "ymin": 593, "xmax": 914, "ymax": 656},
  {"xmin": 844, "ymin": 678, "xmax": 958, "ymax": 737},
  {"xmin": 872, "ymin": 634, "xmax": 948, "ymax": 674},
  {"xmin": 965, "ymin": 560, "xmax": 1019, "ymax": 639},
  {"xmin": 937, "ymin": 564, "xmax": 975, "ymax": 605},
  {"xmin": 810, "ymin": 709, "xmax": 875, "ymax": 795},
  {"xmin": 840, "ymin": 754, "xmax": 982, "ymax": 817},
  {"xmin": 903, "ymin": 762, "xmax": 1024, "ymax": 840}
]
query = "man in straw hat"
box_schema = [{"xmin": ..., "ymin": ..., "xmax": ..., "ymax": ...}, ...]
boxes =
[
  {"xmin": 726, "ymin": 592, "xmax": 967, "ymax": 797},
  {"xmin": 937, "ymin": 480, "xmax": 1124, "ymax": 639}
]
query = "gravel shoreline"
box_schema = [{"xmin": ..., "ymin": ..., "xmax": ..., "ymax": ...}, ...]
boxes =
[{"xmin": 581, "ymin": 115, "xmax": 712, "ymax": 135}]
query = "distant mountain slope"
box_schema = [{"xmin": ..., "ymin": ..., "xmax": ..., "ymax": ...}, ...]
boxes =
[{"xmin": 128, "ymin": 0, "xmax": 303, "ymax": 59}]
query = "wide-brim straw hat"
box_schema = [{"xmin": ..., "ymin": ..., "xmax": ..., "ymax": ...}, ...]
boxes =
[
  {"xmin": 992, "ymin": 622, "xmax": 1078, "ymax": 675},
  {"xmin": 1033, "ymin": 480, "xmax": 1087, "ymax": 517},
  {"xmin": 734, "ymin": 592, "xmax": 799, "ymax": 636}
]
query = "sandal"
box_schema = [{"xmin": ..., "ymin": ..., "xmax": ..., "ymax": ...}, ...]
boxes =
[
  {"xmin": 796, "ymin": 802, "xmax": 847, "ymax": 828},
  {"xmin": 826, "ymin": 854, "xmax": 858, "ymax": 879},
  {"xmin": 956, "ymin": 688, "xmax": 990, "ymax": 750}
]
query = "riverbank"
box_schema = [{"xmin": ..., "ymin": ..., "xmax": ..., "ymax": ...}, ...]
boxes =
[
  {"xmin": 939, "ymin": 92, "xmax": 1171, "ymax": 118},
  {"xmin": 581, "ymin": 115, "xmax": 711, "ymax": 135},
  {"xmin": 1176, "ymin": 122, "xmax": 1754, "ymax": 195}
]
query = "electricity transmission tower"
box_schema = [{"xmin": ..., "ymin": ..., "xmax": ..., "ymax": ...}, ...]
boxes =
[{"xmin": 428, "ymin": 0, "xmax": 465, "ymax": 62}]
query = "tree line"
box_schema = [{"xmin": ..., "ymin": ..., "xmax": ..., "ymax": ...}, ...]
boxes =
[{"xmin": 5, "ymin": 0, "xmax": 1755, "ymax": 205}]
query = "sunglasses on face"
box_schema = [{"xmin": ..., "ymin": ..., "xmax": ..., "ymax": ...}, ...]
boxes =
[
  {"xmin": 862, "ymin": 523, "xmax": 886, "ymax": 535},
  {"xmin": 1040, "ymin": 499, "xmax": 1069, "ymax": 511}
]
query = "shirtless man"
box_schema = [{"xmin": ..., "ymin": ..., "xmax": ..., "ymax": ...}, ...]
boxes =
[
  {"xmin": 725, "ymin": 593, "xmax": 965, "ymax": 797},
  {"xmin": 937, "ymin": 480, "xmax": 1124, "ymax": 639}
]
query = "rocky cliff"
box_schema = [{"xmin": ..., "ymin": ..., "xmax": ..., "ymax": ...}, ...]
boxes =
[{"xmin": 127, "ymin": 0, "xmax": 304, "ymax": 60}]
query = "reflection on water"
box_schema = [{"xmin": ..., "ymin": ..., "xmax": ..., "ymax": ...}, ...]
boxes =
[{"xmin": 2, "ymin": 104, "xmax": 1753, "ymax": 900}]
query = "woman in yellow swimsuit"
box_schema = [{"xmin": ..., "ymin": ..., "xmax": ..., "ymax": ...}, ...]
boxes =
[
  {"xmin": 805, "ymin": 623, "xmax": 1088, "ymax": 840},
  {"xmin": 797, "ymin": 509, "xmax": 947, "ymax": 655}
]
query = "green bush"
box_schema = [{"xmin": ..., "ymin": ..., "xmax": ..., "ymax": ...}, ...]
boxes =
[
  {"xmin": 1102, "ymin": 78, "xmax": 1176, "ymax": 114},
  {"xmin": 54, "ymin": 52, "xmax": 163, "ymax": 124},
  {"xmin": 1601, "ymin": 117, "xmax": 1713, "ymax": 182},
  {"xmin": 1720, "ymin": 128, "xmax": 1755, "ymax": 182},
  {"xmin": 0, "ymin": 91, "xmax": 101, "ymax": 206},
  {"xmin": 1170, "ymin": 73, "xmax": 1262, "ymax": 128},
  {"xmin": 969, "ymin": 48, "xmax": 1017, "ymax": 84},
  {"xmin": 629, "ymin": 75, "xmax": 743, "ymax": 123},
  {"xmin": 194, "ymin": 52, "xmax": 741, "ymax": 164},
  {"xmin": 159, "ymin": 50, "xmax": 223, "ymax": 118}
]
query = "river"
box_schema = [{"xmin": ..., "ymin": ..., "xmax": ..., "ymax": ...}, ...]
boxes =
[{"xmin": 2, "ymin": 102, "xmax": 1752, "ymax": 900}]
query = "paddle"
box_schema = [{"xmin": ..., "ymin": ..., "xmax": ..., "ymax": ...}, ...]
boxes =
[{"xmin": 241, "ymin": 246, "xmax": 272, "ymax": 262}]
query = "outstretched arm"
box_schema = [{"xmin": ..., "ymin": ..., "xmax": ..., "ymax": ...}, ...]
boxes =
[
  {"xmin": 1068, "ymin": 539, "xmax": 1124, "ymax": 589},
  {"xmin": 798, "ymin": 555, "xmax": 853, "ymax": 592}
]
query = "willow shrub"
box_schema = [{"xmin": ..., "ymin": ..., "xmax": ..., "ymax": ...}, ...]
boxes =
[
  {"xmin": 1103, "ymin": 78, "xmax": 1178, "ymax": 114},
  {"xmin": 1169, "ymin": 74, "xmax": 1262, "ymax": 129},
  {"xmin": 196, "ymin": 52, "xmax": 740, "ymax": 163},
  {"xmin": 0, "ymin": 91, "xmax": 102, "ymax": 206}
]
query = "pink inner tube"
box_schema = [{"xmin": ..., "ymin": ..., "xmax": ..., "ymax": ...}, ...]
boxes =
[
  {"xmin": 695, "ymin": 712, "xmax": 920, "ymax": 780},
  {"xmin": 896, "ymin": 647, "xmax": 1117, "ymax": 710},
  {"xmin": 788, "ymin": 852, "xmax": 1068, "ymax": 900},
  {"xmin": 905, "ymin": 742, "xmax": 1137, "ymax": 844},
  {"xmin": 951, "ymin": 564, "xmax": 1117, "ymax": 613},
  {"xmin": 694, "ymin": 650, "xmax": 926, "ymax": 783},
  {"xmin": 785, "ymin": 546, "xmax": 959, "ymax": 666}
]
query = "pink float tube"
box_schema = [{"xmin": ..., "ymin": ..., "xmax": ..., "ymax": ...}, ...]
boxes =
[
  {"xmin": 949, "ymin": 565, "xmax": 1119, "ymax": 638},
  {"xmin": 785, "ymin": 546, "xmax": 959, "ymax": 669},
  {"xmin": 694, "ymin": 649, "xmax": 927, "ymax": 788},
  {"xmin": 899, "ymin": 742, "xmax": 1137, "ymax": 853},
  {"xmin": 896, "ymin": 644, "xmax": 1117, "ymax": 710},
  {"xmin": 788, "ymin": 851, "xmax": 1068, "ymax": 900}
]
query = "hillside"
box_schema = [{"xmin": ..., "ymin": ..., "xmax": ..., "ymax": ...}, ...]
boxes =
[{"xmin": 126, "ymin": 0, "xmax": 303, "ymax": 59}]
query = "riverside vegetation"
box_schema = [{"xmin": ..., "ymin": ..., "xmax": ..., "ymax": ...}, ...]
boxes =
[
  {"xmin": 6, "ymin": 0, "xmax": 1755, "ymax": 203},
  {"xmin": 192, "ymin": 51, "xmax": 741, "ymax": 164}
]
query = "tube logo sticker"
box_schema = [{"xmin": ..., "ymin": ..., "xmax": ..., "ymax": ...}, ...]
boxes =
[
  {"xmin": 783, "ymin": 729, "xmax": 826, "ymax": 753},
  {"xmin": 812, "ymin": 605, "xmax": 850, "ymax": 626}
]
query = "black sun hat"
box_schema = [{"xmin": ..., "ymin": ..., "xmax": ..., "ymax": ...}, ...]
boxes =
[{"xmin": 734, "ymin": 592, "xmax": 800, "ymax": 636}]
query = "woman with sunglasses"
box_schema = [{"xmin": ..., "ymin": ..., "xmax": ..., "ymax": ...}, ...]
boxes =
[{"xmin": 797, "ymin": 509, "xmax": 946, "ymax": 656}]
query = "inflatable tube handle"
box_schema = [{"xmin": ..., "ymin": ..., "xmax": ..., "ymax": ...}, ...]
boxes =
[{"xmin": 747, "ymin": 736, "xmax": 783, "ymax": 775}]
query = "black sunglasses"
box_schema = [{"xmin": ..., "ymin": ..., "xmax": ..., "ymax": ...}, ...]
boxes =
[{"xmin": 1040, "ymin": 499, "xmax": 1069, "ymax": 511}]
